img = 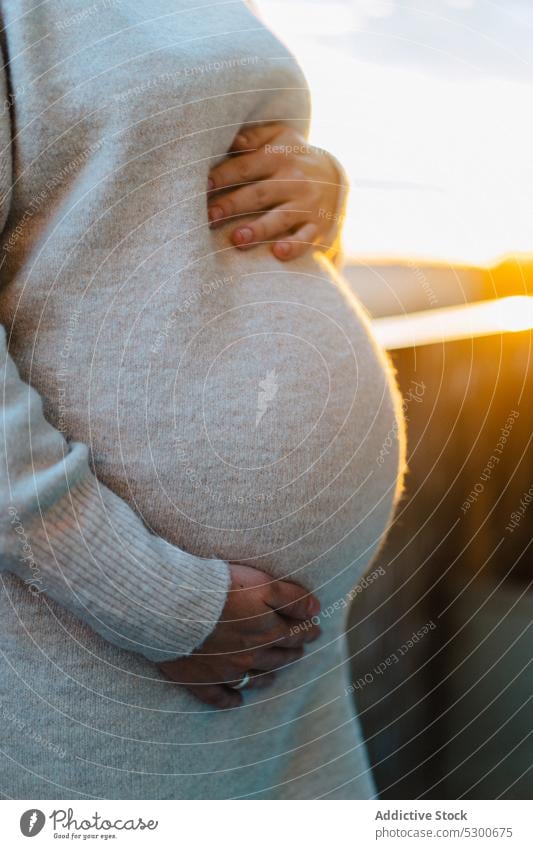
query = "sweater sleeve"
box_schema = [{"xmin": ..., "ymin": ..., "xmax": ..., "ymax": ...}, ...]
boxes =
[
  {"xmin": 0, "ymin": 327, "xmax": 230, "ymax": 662},
  {"xmin": 0, "ymin": 50, "xmax": 229, "ymax": 664}
]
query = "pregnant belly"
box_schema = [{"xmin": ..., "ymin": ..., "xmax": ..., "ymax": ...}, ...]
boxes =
[
  {"xmin": 91, "ymin": 245, "xmax": 404, "ymax": 606},
  {"xmin": 19, "ymin": 242, "xmax": 402, "ymax": 607}
]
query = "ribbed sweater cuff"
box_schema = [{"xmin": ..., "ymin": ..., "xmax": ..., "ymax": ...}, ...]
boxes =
[{"xmin": 12, "ymin": 473, "xmax": 230, "ymax": 662}]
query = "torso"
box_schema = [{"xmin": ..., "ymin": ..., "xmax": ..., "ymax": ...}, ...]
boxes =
[{"xmin": 0, "ymin": 0, "xmax": 401, "ymax": 799}]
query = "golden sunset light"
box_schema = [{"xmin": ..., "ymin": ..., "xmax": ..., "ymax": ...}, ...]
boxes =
[
  {"xmin": 373, "ymin": 295, "xmax": 533, "ymax": 349},
  {"xmin": 258, "ymin": 0, "xmax": 533, "ymax": 265}
]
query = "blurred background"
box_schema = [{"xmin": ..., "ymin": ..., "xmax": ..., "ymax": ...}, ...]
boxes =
[{"xmin": 257, "ymin": 0, "xmax": 532, "ymax": 799}]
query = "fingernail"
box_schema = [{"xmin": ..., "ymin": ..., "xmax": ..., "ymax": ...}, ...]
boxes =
[
  {"xmin": 207, "ymin": 177, "xmax": 215, "ymax": 190},
  {"xmin": 208, "ymin": 205, "xmax": 224, "ymax": 223},
  {"xmin": 308, "ymin": 598, "xmax": 320, "ymax": 617},
  {"xmin": 235, "ymin": 134, "xmax": 247, "ymax": 147},
  {"xmin": 234, "ymin": 227, "xmax": 254, "ymax": 245},
  {"xmin": 275, "ymin": 241, "xmax": 291, "ymax": 258}
]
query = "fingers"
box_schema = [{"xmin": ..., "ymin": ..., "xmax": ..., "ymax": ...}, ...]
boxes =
[
  {"xmin": 226, "ymin": 669, "xmax": 276, "ymax": 690},
  {"xmin": 208, "ymin": 180, "xmax": 287, "ymax": 228},
  {"xmin": 272, "ymin": 222, "xmax": 318, "ymax": 262},
  {"xmin": 160, "ymin": 660, "xmax": 243, "ymax": 709},
  {"xmin": 163, "ymin": 664, "xmax": 275, "ymax": 709},
  {"xmin": 272, "ymin": 620, "xmax": 321, "ymax": 648},
  {"xmin": 189, "ymin": 671, "xmax": 275, "ymax": 707},
  {"xmin": 247, "ymin": 670, "xmax": 276, "ymax": 689},
  {"xmin": 210, "ymin": 124, "xmax": 339, "ymax": 263},
  {"xmin": 231, "ymin": 203, "xmax": 309, "ymax": 249},
  {"xmin": 187, "ymin": 683, "xmax": 243, "ymax": 709},
  {"xmin": 208, "ymin": 148, "xmax": 274, "ymax": 192},
  {"xmin": 252, "ymin": 647, "xmax": 304, "ymax": 671},
  {"xmin": 268, "ymin": 579, "xmax": 320, "ymax": 621},
  {"xmin": 230, "ymin": 124, "xmax": 279, "ymax": 152}
]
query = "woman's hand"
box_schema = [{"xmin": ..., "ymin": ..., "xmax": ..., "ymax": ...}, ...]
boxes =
[
  {"xmin": 207, "ymin": 124, "xmax": 340, "ymax": 261},
  {"xmin": 159, "ymin": 563, "xmax": 321, "ymax": 708}
]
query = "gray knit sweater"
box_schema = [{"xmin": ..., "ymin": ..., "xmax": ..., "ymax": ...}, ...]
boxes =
[{"xmin": 0, "ymin": 0, "xmax": 403, "ymax": 799}]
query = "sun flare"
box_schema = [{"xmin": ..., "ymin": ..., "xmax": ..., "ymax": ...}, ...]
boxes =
[{"xmin": 372, "ymin": 296, "xmax": 533, "ymax": 350}]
